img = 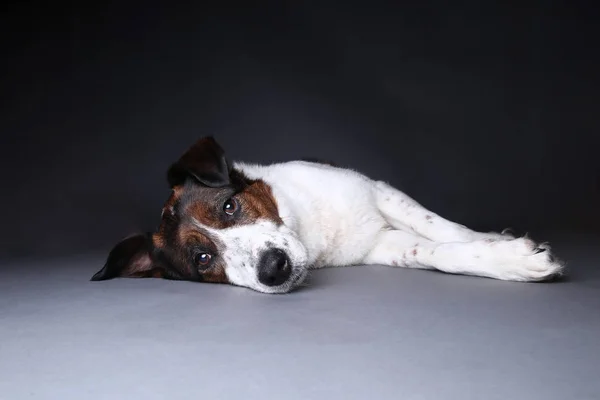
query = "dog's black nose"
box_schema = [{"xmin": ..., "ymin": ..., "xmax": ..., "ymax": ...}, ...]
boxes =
[{"xmin": 257, "ymin": 248, "xmax": 292, "ymax": 287}]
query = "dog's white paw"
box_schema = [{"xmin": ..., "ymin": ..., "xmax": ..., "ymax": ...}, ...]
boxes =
[{"xmin": 484, "ymin": 238, "xmax": 564, "ymax": 282}]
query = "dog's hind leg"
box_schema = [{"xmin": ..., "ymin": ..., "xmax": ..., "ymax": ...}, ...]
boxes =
[
  {"xmin": 362, "ymin": 230, "xmax": 563, "ymax": 282},
  {"xmin": 373, "ymin": 181, "xmax": 513, "ymax": 243}
]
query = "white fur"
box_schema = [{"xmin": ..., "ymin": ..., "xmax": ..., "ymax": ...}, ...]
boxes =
[
  {"xmin": 193, "ymin": 218, "xmax": 308, "ymax": 294},
  {"xmin": 226, "ymin": 161, "xmax": 563, "ymax": 293}
]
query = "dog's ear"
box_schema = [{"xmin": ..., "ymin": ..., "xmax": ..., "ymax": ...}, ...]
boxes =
[
  {"xmin": 167, "ymin": 136, "xmax": 231, "ymax": 188},
  {"xmin": 91, "ymin": 233, "xmax": 164, "ymax": 281}
]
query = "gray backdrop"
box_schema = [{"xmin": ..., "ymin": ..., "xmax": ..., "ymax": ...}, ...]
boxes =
[{"xmin": 1, "ymin": 1, "xmax": 598, "ymax": 260}]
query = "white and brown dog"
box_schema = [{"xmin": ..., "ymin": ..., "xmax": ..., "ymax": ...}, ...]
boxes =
[{"xmin": 91, "ymin": 137, "xmax": 564, "ymax": 293}]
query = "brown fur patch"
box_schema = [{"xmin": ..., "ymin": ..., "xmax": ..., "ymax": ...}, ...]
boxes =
[
  {"xmin": 184, "ymin": 179, "xmax": 282, "ymax": 229},
  {"xmin": 202, "ymin": 263, "xmax": 229, "ymax": 283},
  {"xmin": 236, "ymin": 180, "xmax": 282, "ymax": 225},
  {"xmin": 152, "ymin": 232, "xmax": 166, "ymax": 249},
  {"xmin": 177, "ymin": 229, "xmax": 226, "ymax": 281},
  {"xmin": 186, "ymin": 196, "xmax": 225, "ymax": 229},
  {"xmin": 178, "ymin": 230, "xmax": 219, "ymax": 254}
]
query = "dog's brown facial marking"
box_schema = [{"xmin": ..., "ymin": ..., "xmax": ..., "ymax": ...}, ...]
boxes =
[
  {"xmin": 148, "ymin": 188, "xmax": 230, "ymax": 283},
  {"xmin": 182, "ymin": 186, "xmax": 236, "ymax": 230},
  {"xmin": 174, "ymin": 224, "xmax": 227, "ymax": 283},
  {"xmin": 92, "ymin": 136, "xmax": 307, "ymax": 293},
  {"xmin": 201, "ymin": 263, "xmax": 229, "ymax": 283},
  {"xmin": 176, "ymin": 176, "xmax": 282, "ymax": 231},
  {"xmin": 236, "ymin": 180, "xmax": 283, "ymax": 226},
  {"xmin": 146, "ymin": 173, "xmax": 283, "ymax": 284}
]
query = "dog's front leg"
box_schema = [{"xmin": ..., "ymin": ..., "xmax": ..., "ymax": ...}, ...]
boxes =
[{"xmin": 362, "ymin": 230, "xmax": 564, "ymax": 282}]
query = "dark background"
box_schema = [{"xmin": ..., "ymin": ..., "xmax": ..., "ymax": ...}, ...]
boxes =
[{"xmin": 1, "ymin": 1, "xmax": 598, "ymax": 261}]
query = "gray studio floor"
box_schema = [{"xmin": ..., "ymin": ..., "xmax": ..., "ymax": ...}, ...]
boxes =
[{"xmin": 1, "ymin": 233, "xmax": 599, "ymax": 400}]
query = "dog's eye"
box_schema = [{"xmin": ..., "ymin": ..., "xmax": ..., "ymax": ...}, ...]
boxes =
[
  {"xmin": 223, "ymin": 198, "xmax": 239, "ymax": 216},
  {"xmin": 194, "ymin": 252, "xmax": 212, "ymax": 269}
]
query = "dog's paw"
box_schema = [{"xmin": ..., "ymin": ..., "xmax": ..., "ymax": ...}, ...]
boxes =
[{"xmin": 488, "ymin": 238, "xmax": 565, "ymax": 282}]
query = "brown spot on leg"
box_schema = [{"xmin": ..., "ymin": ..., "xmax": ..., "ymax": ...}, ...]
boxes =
[
  {"xmin": 392, "ymin": 260, "xmax": 398, "ymax": 266},
  {"xmin": 412, "ymin": 248, "xmax": 418, "ymax": 256}
]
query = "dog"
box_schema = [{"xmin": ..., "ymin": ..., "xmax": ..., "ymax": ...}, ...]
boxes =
[{"xmin": 91, "ymin": 137, "xmax": 564, "ymax": 293}]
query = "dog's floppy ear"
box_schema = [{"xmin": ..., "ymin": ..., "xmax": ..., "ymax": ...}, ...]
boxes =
[
  {"xmin": 91, "ymin": 233, "xmax": 164, "ymax": 281},
  {"xmin": 167, "ymin": 136, "xmax": 231, "ymax": 188}
]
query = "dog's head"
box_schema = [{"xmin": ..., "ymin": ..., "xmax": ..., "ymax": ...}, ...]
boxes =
[{"xmin": 91, "ymin": 137, "xmax": 309, "ymax": 293}]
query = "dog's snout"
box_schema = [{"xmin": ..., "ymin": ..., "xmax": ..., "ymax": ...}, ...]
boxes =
[{"xmin": 257, "ymin": 248, "xmax": 292, "ymax": 287}]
